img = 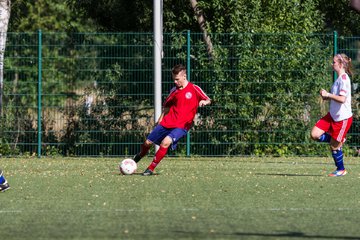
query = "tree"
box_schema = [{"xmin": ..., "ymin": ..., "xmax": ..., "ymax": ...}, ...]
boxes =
[
  {"xmin": 0, "ymin": 0, "xmax": 10, "ymax": 116},
  {"xmin": 9, "ymin": 0, "xmax": 98, "ymax": 32},
  {"xmin": 2, "ymin": 0, "xmax": 103, "ymax": 155},
  {"xmin": 189, "ymin": 0, "xmax": 213, "ymax": 58},
  {"xmin": 2, "ymin": 0, "xmax": 356, "ymax": 156},
  {"xmin": 56, "ymin": 0, "xmax": 333, "ymax": 156},
  {"xmin": 316, "ymin": 0, "xmax": 360, "ymax": 35},
  {"xmin": 63, "ymin": 0, "xmax": 360, "ymax": 36},
  {"xmin": 66, "ymin": 0, "xmax": 153, "ymax": 32},
  {"xmin": 182, "ymin": 0, "xmax": 330, "ymax": 155}
]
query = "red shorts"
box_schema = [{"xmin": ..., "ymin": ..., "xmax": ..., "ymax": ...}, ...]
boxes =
[{"xmin": 315, "ymin": 112, "xmax": 353, "ymax": 143}]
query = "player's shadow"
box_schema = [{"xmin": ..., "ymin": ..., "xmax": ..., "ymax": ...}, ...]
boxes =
[
  {"xmin": 255, "ymin": 173, "xmax": 322, "ymax": 177},
  {"xmin": 130, "ymin": 172, "xmax": 159, "ymax": 176},
  {"xmin": 233, "ymin": 231, "xmax": 360, "ymax": 239},
  {"xmin": 113, "ymin": 171, "xmax": 159, "ymax": 176},
  {"xmin": 173, "ymin": 231, "xmax": 360, "ymax": 239}
]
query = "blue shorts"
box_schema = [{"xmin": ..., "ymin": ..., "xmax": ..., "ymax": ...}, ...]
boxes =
[{"xmin": 147, "ymin": 125, "xmax": 188, "ymax": 150}]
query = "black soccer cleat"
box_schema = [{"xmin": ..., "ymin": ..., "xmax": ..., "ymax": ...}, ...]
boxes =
[
  {"xmin": 142, "ymin": 168, "xmax": 154, "ymax": 176},
  {"xmin": 0, "ymin": 181, "xmax": 10, "ymax": 192}
]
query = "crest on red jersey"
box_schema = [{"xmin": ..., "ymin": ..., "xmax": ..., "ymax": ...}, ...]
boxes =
[{"xmin": 185, "ymin": 92, "xmax": 192, "ymax": 99}]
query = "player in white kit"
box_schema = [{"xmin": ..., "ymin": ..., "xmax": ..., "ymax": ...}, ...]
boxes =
[{"xmin": 311, "ymin": 53, "xmax": 354, "ymax": 177}]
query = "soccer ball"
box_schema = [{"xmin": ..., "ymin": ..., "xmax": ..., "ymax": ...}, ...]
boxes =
[{"xmin": 119, "ymin": 158, "xmax": 137, "ymax": 175}]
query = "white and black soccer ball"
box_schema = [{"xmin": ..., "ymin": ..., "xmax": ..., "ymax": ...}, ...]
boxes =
[{"xmin": 119, "ymin": 158, "xmax": 137, "ymax": 175}]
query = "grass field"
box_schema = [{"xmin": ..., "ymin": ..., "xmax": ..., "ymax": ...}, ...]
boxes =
[{"xmin": 1, "ymin": 156, "xmax": 360, "ymax": 240}]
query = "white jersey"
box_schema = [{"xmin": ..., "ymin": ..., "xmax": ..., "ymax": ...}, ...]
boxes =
[{"xmin": 329, "ymin": 73, "xmax": 352, "ymax": 121}]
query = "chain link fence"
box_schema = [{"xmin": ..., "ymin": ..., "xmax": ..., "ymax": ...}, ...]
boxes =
[{"xmin": 1, "ymin": 31, "xmax": 359, "ymax": 157}]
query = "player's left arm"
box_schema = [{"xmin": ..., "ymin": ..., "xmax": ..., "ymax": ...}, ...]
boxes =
[
  {"xmin": 199, "ymin": 98, "xmax": 211, "ymax": 107},
  {"xmin": 194, "ymin": 84, "xmax": 211, "ymax": 107}
]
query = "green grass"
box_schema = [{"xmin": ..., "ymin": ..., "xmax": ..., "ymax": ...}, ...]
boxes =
[{"xmin": 1, "ymin": 156, "xmax": 360, "ymax": 240}]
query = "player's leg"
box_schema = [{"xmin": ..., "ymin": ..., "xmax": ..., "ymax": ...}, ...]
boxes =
[
  {"xmin": 133, "ymin": 140, "xmax": 152, "ymax": 163},
  {"xmin": 311, "ymin": 126, "xmax": 331, "ymax": 142},
  {"xmin": 143, "ymin": 128, "xmax": 187, "ymax": 175},
  {"xmin": 143, "ymin": 136, "xmax": 172, "ymax": 175},
  {"xmin": 328, "ymin": 140, "xmax": 346, "ymax": 176},
  {"xmin": 310, "ymin": 113, "xmax": 331, "ymax": 142},
  {"xmin": 0, "ymin": 169, "xmax": 10, "ymax": 192},
  {"xmin": 133, "ymin": 125, "xmax": 168, "ymax": 163},
  {"xmin": 328, "ymin": 117, "xmax": 352, "ymax": 177}
]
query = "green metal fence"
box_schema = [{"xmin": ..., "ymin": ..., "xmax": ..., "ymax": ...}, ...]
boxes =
[{"xmin": 1, "ymin": 31, "xmax": 359, "ymax": 157}]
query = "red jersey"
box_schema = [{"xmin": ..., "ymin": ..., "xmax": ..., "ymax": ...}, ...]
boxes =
[{"xmin": 160, "ymin": 82, "xmax": 210, "ymax": 130}]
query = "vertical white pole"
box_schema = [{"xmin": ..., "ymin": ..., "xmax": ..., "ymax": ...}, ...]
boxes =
[{"xmin": 154, "ymin": 0, "xmax": 163, "ymax": 152}]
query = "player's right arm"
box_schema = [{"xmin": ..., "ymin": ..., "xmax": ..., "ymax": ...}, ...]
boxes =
[
  {"xmin": 156, "ymin": 107, "xmax": 170, "ymax": 124},
  {"xmin": 320, "ymin": 88, "xmax": 346, "ymax": 103}
]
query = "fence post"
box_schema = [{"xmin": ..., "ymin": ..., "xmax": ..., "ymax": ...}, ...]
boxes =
[
  {"xmin": 186, "ymin": 30, "xmax": 191, "ymax": 157},
  {"xmin": 333, "ymin": 31, "xmax": 338, "ymax": 81},
  {"xmin": 37, "ymin": 30, "xmax": 42, "ymax": 158}
]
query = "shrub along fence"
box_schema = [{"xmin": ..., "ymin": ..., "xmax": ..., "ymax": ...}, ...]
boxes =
[{"xmin": 1, "ymin": 31, "xmax": 359, "ymax": 157}]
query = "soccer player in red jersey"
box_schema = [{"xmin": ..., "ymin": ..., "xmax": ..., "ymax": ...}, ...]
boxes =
[{"xmin": 133, "ymin": 64, "xmax": 211, "ymax": 175}]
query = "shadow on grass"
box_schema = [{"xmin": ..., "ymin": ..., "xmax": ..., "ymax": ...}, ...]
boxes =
[
  {"xmin": 233, "ymin": 231, "xmax": 360, "ymax": 239},
  {"xmin": 174, "ymin": 231, "xmax": 360, "ymax": 239},
  {"xmin": 117, "ymin": 172, "xmax": 160, "ymax": 176},
  {"xmin": 112, "ymin": 171, "xmax": 159, "ymax": 176},
  {"xmin": 132, "ymin": 172, "xmax": 159, "ymax": 176},
  {"xmin": 255, "ymin": 173, "xmax": 323, "ymax": 177}
]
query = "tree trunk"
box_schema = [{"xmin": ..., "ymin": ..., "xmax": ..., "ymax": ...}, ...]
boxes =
[
  {"xmin": 0, "ymin": 0, "xmax": 11, "ymax": 117},
  {"xmin": 189, "ymin": 0, "xmax": 214, "ymax": 58}
]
